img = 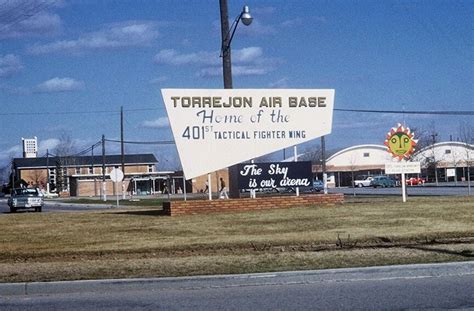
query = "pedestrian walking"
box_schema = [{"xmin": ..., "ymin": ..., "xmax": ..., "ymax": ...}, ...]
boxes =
[{"xmin": 219, "ymin": 177, "xmax": 228, "ymax": 199}]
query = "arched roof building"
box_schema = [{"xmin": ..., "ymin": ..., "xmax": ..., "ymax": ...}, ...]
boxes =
[
  {"xmin": 315, "ymin": 142, "xmax": 473, "ymax": 187},
  {"xmin": 411, "ymin": 142, "xmax": 473, "ymax": 168},
  {"xmin": 326, "ymin": 144, "xmax": 395, "ymax": 172}
]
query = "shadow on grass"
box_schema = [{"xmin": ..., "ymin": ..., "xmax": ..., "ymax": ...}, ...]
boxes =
[
  {"xmin": 111, "ymin": 209, "xmax": 168, "ymax": 216},
  {"xmin": 405, "ymin": 245, "xmax": 474, "ymax": 258}
]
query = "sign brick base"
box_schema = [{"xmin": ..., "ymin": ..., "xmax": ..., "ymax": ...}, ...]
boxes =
[{"xmin": 162, "ymin": 194, "xmax": 344, "ymax": 216}]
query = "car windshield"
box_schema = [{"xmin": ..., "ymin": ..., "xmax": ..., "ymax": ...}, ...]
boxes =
[{"xmin": 14, "ymin": 188, "xmax": 39, "ymax": 196}]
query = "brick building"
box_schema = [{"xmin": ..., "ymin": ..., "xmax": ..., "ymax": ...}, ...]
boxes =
[{"xmin": 12, "ymin": 154, "xmax": 159, "ymax": 197}]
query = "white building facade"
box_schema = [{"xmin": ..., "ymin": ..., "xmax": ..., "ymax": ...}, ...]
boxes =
[{"xmin": 317, "ymin": 142, "xmax": 473, "ymax": 186}]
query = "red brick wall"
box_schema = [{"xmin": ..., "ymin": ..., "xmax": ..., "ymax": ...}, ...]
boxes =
[{"xmin": 162, "ymin": 194, "xmax": 344, "ymax": 216}]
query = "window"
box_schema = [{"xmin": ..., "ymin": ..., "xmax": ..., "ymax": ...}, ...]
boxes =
[
  {"xmin": 88, "ymin": 167, "xmax": 94, "ymax": 174},
  {"xmin": 363, "ymin": 153, "xmax": 370, "ymax": 157},
  {"xmin": 148, "ymin": 165, "xmax": 154, "ymax": 173},
  {"xmin": 75, "ymin": 167, "xmax": 81, "ymax": 175},
  {"xmin": 445, "ymin": 149, "xmax": 451, "ymax": 154}
]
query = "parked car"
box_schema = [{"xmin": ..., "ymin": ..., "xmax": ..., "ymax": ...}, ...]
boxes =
[
  {"xmin": 370, "ymin": 176, "xmax": 396, "ymax": 188},
  {"xmin": 7, "ymin": 188, "xmax": 44, "ymax": 213},
  {"xmin": 311, "ymin": 180, "xmax": 324, "ymax": 192},
  {"xmin": 353, "ymin": 175, "xmax": 373, "ymax": 188},
  {"xmin": 406, "ymin": 177, "xmax": 425, "ymax": 186}
]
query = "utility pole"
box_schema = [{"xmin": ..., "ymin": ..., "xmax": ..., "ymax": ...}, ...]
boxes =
[
  {"xmin": 91, "ymin": 144, "xmax": 96, "ymax": 197},
  {"xmin": 46, "ymin": 149, "xmax": 50, "ymax": 194},
  {"xmin": 121, "ymin": 106, "xmax": 125, "ymax": 173},
  {"xmin": 220, "ymin": 0, "xmax": 232, "ymax": 89},
  {"xmin": 321, "ymin": 136, "xmax": 328, "ymax": 194},
  {"xmin": 121, "ymin": 106, "xmax": 126, "ymax": 199},
  {"xmin": 10, "ymin": 159, "xmax": 14, "ymax": 190},
  {"xmin": 220, "ymin": 0, "xmax": 253, "ymax": 199},
  {"xmin": 102, "ymin": 135, "xmax": 106, "ymax": 201},
  {"xmin": 219, "ymin": 0, "xmax": 239, "ymax": 198}
]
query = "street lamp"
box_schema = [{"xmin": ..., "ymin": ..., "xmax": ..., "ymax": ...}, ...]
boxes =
[
  {"xmin": 220, "ymin": 2, "xmax": 253, "ymax": 89},
  {"xmin": 219, "ymin": 1, "xmax": 252, "ymax": 198}
]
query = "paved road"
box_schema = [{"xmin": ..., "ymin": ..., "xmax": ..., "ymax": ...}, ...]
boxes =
[
  {"xmin": 0, "ymin": 262, "xmax": 473, "ymax": 310},
  {"xmin": 0, "ymin": 198, "xmax": 113, "ymax": 214},
  {"xmin": 0, "ymin": 186, "xmax": 471, "ymax": 214}
]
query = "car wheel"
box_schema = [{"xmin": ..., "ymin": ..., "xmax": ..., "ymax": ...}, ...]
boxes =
[
  {"xmin": 358, "ymin": 183, "xmax": 363, "ymax": 188},
  {"xmin": 10, "ymin": 207, "xmax": 16, "ymax": 213}
]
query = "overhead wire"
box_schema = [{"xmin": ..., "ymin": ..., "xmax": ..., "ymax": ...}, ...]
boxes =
[
  {"xmin": 333, "ymin": 108, "xmax": 474, "ymax": 115},
  {"xmin": 0, "ymin": 107, "xmax": 161, "ymax": 116},
  {"xmin": 0, "ymin": 0, "xmax": 56, "ymax": 33},
  {"xmin": 0, "ymin": 107, "xmax": 472, "ymax": 116},
  {"xmin": 104, "ymin": 138, "xmax": 175, "ymax": 145}
]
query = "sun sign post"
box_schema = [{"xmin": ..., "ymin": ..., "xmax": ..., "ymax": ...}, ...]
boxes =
[
  {"xmin": 161, "ymin": 89, "xmax": 335, "ymax": 183},
  {"xmin": 384, "ymin": 124, "xmax": 419, "ymax": 203}
]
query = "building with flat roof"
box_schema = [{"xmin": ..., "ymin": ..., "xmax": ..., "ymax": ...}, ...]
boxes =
[{"xmin": 12, "ymin": 154, "xmax": 161, "ymax": 196}]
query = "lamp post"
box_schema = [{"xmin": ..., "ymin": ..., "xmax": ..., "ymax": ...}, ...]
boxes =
[
  {"xmin": 220, "ymin": 2, "xmax": 253, "ymax": 89},
  {"xmin": 219, "ymin": 1, "xmax": 252, "ymax": 198}
]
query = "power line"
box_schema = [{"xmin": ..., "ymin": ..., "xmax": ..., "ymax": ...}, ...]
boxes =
[
  {"xmin": 0, "ymin": 107, "xmax": 160, "ymax": 116},
  {"xmin": 0, "ymin": 107, "xmax": 472, "ymax": 116},
  {"xmin": 41, "ymin": 141, "xmax": 102, "ymax": 158},
  {"xmin": 334, "ymin": 108, "xmax": 474, "ymax": 115},
  {"xmin": 0, "ymin": 1, "xmax": 55, "ymax": 33},
  {"xmin": 70, "ymin": 141, "xmax": 102, "ymax": 157},
  {"xmin": 105, "ymin": 139, "xmax": 175, "ymax": 145}
]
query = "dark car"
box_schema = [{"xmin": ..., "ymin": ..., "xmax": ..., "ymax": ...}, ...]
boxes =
[
  {"xmin": 370, "ymin": 176, "xmax": 396, "ymax": 188},
  {"xmin": 7, "ymin": 188, "xmax": 44, "ymax": 213},
  {"xmin": 311, "ymin": 180, "xmax": 324, "ymax": 192}
]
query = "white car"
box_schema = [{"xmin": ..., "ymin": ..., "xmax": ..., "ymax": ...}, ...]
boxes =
[{"xmin": 353, "ymin": 176, "xmax": 373, "ymax": 187}]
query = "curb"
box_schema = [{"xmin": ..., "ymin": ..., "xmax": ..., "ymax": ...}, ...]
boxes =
[{"xmin": 1, "ymin": 261, "xmax": 473, "ymax": 296}]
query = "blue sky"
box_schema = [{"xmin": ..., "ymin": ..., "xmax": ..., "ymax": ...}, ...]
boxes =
[{"xmin": 0, "ymin": 0, "xmax": 472, "ymax": 169}]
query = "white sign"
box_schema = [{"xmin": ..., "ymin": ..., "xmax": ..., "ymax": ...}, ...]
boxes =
[
  {"xmin": 161, "ymin": 89, "xmax": 335, "ymax": 179},
  {"xmin": 446, "ymin": 168, "xmax": 456, "ymax": 177},
  {"xmin": 109, "ymin": 168, "xmax": 124, "ymax": 182},
  {"xmin": 385, "ymin": 162, "xmax": 421, "ymax": 174}
]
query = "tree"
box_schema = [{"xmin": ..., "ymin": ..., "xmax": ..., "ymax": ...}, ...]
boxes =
[
  {"xmin": 53, "ymin": 132, "xmax": 77, "ymax": 192},
  {"xmin": 0, "ymin": 163, "xmax": 9, "ymax": 185},
  {"xmin": 412, "ymin": 123, "xmax": 440, "ymax": 184},
  {"xmin": 458, "ymin": 121, "xmax": 473, "ymax": 195},
  {"xmin": 299, "ymin": 142, "xmax": 322, "ymax": 164}
]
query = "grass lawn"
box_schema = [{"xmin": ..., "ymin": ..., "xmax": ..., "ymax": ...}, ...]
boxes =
[{"xmin": 0, "ymin": 196, "xmax": 473, "ymax": 282}]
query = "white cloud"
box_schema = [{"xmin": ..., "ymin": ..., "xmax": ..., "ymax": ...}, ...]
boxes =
[
  {"xmin": 154, "ymin": 49, "xmax": 216, "ymax": 66},
  {"xmin": 212, "ymin": 19, "xmax": 276, "ymax": 37},
  {"xmin": 231, "ymin": 65, "xmax": 269, "ymax": 76},
  {"xmin": 38, "ymin": 138, "xmax": 60, "ymax": 153},
  {"xmin": 239, "ymin": 19, "xmax": 276, "ymax": 36},
  {"xmin": 27, "ymin": 21, "xmax": 159, "ymax": 55},
  {"xmin": 281, "ymin": 18, "xmax": 304, "ymax": 28},
  {"xmin": 233, "ymin": 47, "xmax": 263, "ymax": 62},
  {"xmin": 149, "ymin": 76, "xmax": 168, "ymax": 85},
  {"xmin": 155, "ymin": 46, "xmax": 280, "ymax": 78},
  {"xmin": 0, "ymin": 84, "xmax": 30, "ymax": 95},
  {"xmin": 35, "ymin": 77, "xmax": 85, "ymax": 93},
  {"xmin": 142, "ymin": 117, "xmax": 169, "ymax": 128},
  {"xmin": 252, "ymin": 7, "xmax": 276, "ymax": 15},
  {"xmin": 0, "ymin": 144, "xmax": 21, "ymax": 164},
  {"xmin": 0, "ymin": 1, "xmax": 62, "ymax": 39},
  {"xmin": 0, "ymin": 54, "xmax": 23, "ymax": 77},
  {"xmin": 268, "ymin": 77, "xmax": 290, "ymax": 88}
]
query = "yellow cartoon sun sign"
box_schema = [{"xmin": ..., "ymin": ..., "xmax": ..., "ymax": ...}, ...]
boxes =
[{"xmin": 384, "ymin": 124, "xmax": 417, "ymax": 160}]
